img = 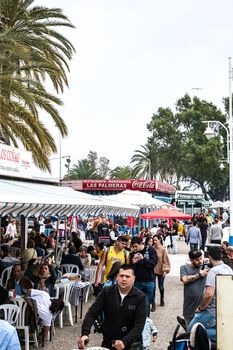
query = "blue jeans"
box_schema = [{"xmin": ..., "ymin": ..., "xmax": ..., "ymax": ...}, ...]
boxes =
[
  {"xmin": 188, "ymin": 309, "xmax": 216, "ymax": 343},
  {"xmin": 135, "ymin": 281, "xmax": 155, "ymax": 316},
  {"xmin": 153, "ymin": 274, "xmax": 164, "ymax": 300},
  {"xmin": 190, "ymin": 243, "xmax": 198, "ymax": 251},
  {"xmin": 172, "ymin": 235, "xmax": 178, "ymax": 254}
]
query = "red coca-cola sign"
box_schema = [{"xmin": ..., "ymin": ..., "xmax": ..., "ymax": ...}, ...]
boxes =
[
  {"xmin": 132, "ymin": 180, "xmax": 156, "ymax": 190},
  {"xmin": 62, "ymin": 179, "xmax": 176, "ymax": 194}
]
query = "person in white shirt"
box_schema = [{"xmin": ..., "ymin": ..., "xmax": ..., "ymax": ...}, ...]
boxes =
[
  {"xmin": 5, "ymin": 219, "xmax": 17, "ymax": 240},
  {"xmin": 222, "ymin": 210, "xmax": 229, "ymax": 222},
  {"xmin": 109, "ymin": 223, "xmax": 120, "ymax": 245},
  {"xmin": 28, "ymin": 289, "xmax": 64, "ymax": 339},
  {"xmin": 150, "ymin": 225, "xmax": 158, "ymax": 236},
  {"xmin": 79, "ymin": 246, "xmax": 92, "ymax": 268}
]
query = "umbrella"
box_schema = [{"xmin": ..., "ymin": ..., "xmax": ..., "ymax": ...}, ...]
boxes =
[{"xmin": 140, "ymin": 208, "xmax": 192, "ymax": 220}]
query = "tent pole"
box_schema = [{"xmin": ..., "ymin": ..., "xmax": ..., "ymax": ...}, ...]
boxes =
[
  {"xmin": 55, "ymin": 218, "xmax": 59, "ymax": 261},
  {"xmin": 138, "ymin": 206, "xmax": 142, "ymax": 235},
  {"xmin": 20, "ymin": 215, "xmax": 28, "ymax": 252},
  {"xmin": 65, "ymin": 218, "xmax": 67, "ymax": 248}
]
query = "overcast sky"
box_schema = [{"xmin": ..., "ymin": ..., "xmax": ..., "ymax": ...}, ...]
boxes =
[{"xmin": 33, "ymin": 0, "xmax": 233, "ymax": 179}]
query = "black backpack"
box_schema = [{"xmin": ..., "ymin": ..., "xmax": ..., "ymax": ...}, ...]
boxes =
[{"xmin": 168, "ymin": 324, "xmax": 190, "ymax": 350}]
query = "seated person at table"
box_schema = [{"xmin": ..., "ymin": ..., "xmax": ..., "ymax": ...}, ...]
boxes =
[
  {"xmin": 33, "ymin": 260, "xmax": 57, "ymax": 297},
  {"xmin": 79, "ymin": 246, "xmax": 92, "ymax": 268},
  {"xmin": 28, "ymin": 289, "xmax": 64, "ymax": 340},
  {"xmin": 21, "ymin": 239, "xmax": 38, "ymax": 270},
  {"xmin": 0, "ymin": 258, "xmax": 13, "ymax": 277},
  {"xmin": 60, "ymin": 246, "xmax": 84, "ymax": 273},
  {"xmin": 87, "ymin": 245, "xmax": 96, "ymax": 264},
  {"xmin": 34, "ymin": 234, "xmax": 48, "ymax": 257},
  {"xmin": 1, "ymin": 245, "xmax": 20, "ymax": 265},
  {"xmin": 47, "ymin": 229, "xmax": 56, "ymax": 250},
  {"xmin": 70, "ymin": 232, "xmax": 83, "ymax": 253},
  {"xmin": 0, "ymin": 285, "xmax": 8, "ymax": 304},
  {"xmin": 6, "ymin": 263, "xmax": 33, "ymax": 296}
]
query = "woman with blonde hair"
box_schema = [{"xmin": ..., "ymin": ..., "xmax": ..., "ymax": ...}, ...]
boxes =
[{"xmin": 151, "ymin": 234, "xmax": 170, "ymax": 311}]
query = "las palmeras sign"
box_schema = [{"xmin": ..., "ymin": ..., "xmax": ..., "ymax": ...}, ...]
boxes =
[
  {"xmin": 63, "ymin": 179, "xmax": 176, "ymax": 194},
  {"xmin": 0, "ymin": 144, "xmax": 32, "ymax": 178}
]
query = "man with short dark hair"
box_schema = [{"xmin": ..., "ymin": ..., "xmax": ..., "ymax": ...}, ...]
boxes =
[
  {"xmin": 60, "ymin": 246, "xmax": 84, "ymax": 272},
  {"xmin": 6, "ymin": 263, "xmax": 33, "ymax": 295},
  {"xmin": 97, "ymin": 217, "xmax": 110, "ymax": 241},
  {"xmin": 209, "ymin": 218, "xmax": 223, "ymax": 245},
  {"xmin": 180, "ymin": 250, "xmax": 208, "ymax": 328},
  {"xmin": 188, "ymin": 246, "xmax": 233, "ymax": 343},
  {"xmin": 109, "ymin": 223, "xmax": 120, "ymax": 245},
  {"xmin": 78, "ymin": 264, "xmax": 147, "ymax": 350},
  {"xmin": 187, "ymin": 221, "xmax": 202, "ymax": 250}
]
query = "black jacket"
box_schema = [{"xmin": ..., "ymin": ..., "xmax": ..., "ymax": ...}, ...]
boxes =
[
  {"xmin": 60, "ymin": 253, "xmax": 84, "ymax": 271},
  {"xmin": 81, "ymin": 285, "xmax": 147, "ymax": 349},
  {"xmin": 97, "ymin": 223, "xmax": 110, "ymax": 237},
  {"xmin": 131, "ymin": 246, "xmax": 157, "ymax": 282}
]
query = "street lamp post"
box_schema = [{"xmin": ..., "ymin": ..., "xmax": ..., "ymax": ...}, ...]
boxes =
[
  {"xmin": 203, "ymin": 57, "xmax": 233, "ymax": 245},
  {"xmin": 65, "ymin": 156, "xmax": 71, "ymax": 180}
]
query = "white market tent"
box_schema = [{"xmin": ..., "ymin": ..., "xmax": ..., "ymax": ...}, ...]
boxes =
[
  {"xmin": 0, "ymin": 180, "xmax": 139, "ymax": 218},
  {"xmin": 209, "ymin": 201, "xmax": 230, "ymax": 210},
  {"xmin": 101, "ymin": 189, "xmax": 174, "ymax": 209}
]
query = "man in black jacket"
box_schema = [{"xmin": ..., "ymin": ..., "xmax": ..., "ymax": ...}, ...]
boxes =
[
  {"xmin": 78, "ymin": 264, "xmax": 147, "ymax": 350},
  {"xmin": 131, "ymin": 236, "xmax": 157, "ymax": 316}
]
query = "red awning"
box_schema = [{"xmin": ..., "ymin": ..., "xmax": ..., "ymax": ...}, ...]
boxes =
[{"xmin": 140, "ymin": 208, "xmax": 192, "ymax": 220}]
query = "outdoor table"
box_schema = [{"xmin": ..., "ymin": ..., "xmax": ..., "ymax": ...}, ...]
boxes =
[
  {"xmin": 55, "ymin": 278, "xmax": 90, "ymax": 322},
  {"xmin": 70, "ymin": 281, "xmax": 90, "ymax": 322}
]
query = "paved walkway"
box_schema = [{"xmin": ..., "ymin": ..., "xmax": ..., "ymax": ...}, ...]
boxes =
[{"xmin": 44, "ymin": 240, "xmax": 189, "ymax": 350}]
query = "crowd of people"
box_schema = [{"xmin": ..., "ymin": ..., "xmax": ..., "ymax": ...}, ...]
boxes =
[{"xmin": 0, "ymin": 210, "xmax": 232, "ymax": 349}]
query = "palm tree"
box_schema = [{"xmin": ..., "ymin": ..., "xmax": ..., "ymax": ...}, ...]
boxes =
[
  {"xmin": 110, "ymin": 166, "xmax": 133, "ymax": 180},
  {"xmin": 67, "ymin": 159, "xmax": 101, "ymax": 180},
  {"xmin": 131, "ymin": 144, "xmax": 157, "ymax": 179},
  {"xmin": 0, "ymin": 0, "xmax": 75, "ymax": 171}
]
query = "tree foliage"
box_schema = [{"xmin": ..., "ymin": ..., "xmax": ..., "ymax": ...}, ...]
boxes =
[
  {"xmin": 67, "ymin": 151, "xmax": 111, "ymax": 180},
  {"xmin": 68, "ymin": 159, "xmax": 101, "ymax": 180},
  {"xmin": 0, "ymin": 0, "xmax": 75, "ymax": 171},
  {"xmin": 133, "ymin": 94, "xmax": 228, "ymax": 200},
  {"xmin": 110, "ymin": 166, "xmax": 133, "ymax": 180}
]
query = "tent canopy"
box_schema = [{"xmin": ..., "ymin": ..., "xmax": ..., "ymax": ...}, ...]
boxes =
[
  {"xmin": 209, "ymin": 201, "xmax": 230, "ymax": 209},
  {"xmin": 0, "ymin": 180, "xmax": 139, "ymax": 217},
  {"xmin": 102, "ymin": 190, "xmax": 174, "ymax": 209},
  {"xmin": 140, "ymin": 208, "xmax": 192, "ymax": 220}
]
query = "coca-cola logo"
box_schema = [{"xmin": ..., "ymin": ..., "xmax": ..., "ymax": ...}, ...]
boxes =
[{"xmin": 132, "ymin": 180, "xmax": 156, "ymax": 189}]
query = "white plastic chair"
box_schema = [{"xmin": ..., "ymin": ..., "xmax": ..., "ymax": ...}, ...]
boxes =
[
  {"xmin": 61, "ymin": 264, "xmax": 79, "ymax": 274},
  {"xmin": 1, "ymin": 265, "xmax": 13, "ymax": 287},
  {"xmin": 12, "ymin": 297, "xmax": 38, "ymax": 349},
  {"xmin": 83, "ymin": 267, "xmax": 96, "ymax": 303},
  {"xmin": 0, "ymin": 304, "xmax": 20, "ymax": 325},
  {"xmin": 55, "ymin": 282, "xmax": 74, "ymax": 328},
  {"xmin": 56, "ymin": 247, "xmax": 65, "ymax": 266},
  {"xmin": 89, "ymin": 267, "xmax": 97, "ymax": 284}
]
